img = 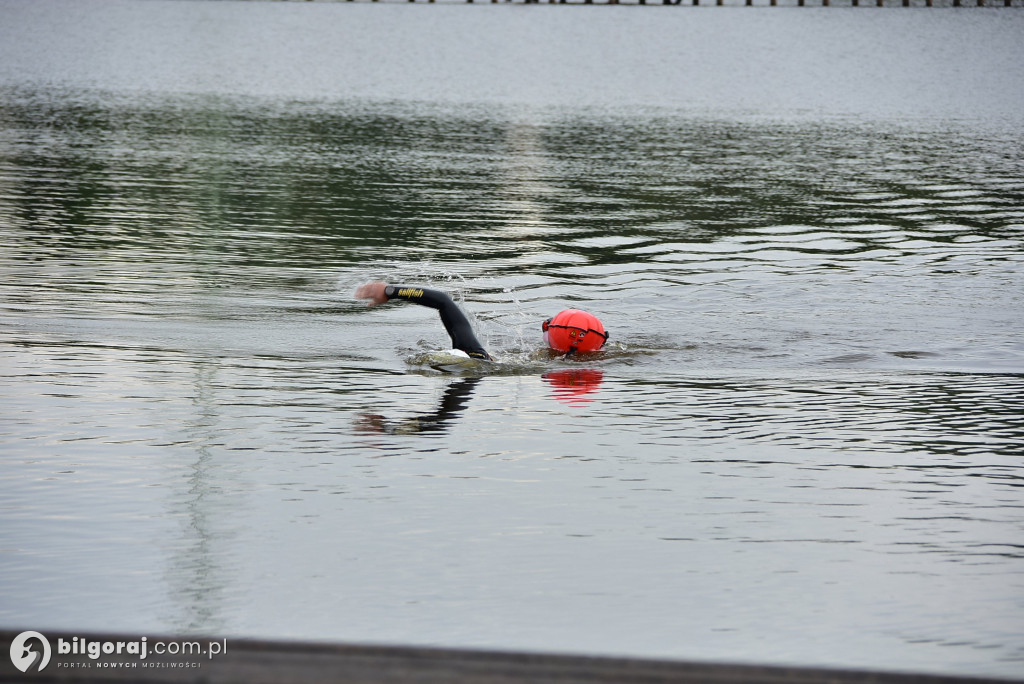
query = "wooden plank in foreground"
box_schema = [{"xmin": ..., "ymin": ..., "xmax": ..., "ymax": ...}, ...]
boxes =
[{"xmin": 2, "ymin": 630, "xmax": 1020, "ymax": 684}]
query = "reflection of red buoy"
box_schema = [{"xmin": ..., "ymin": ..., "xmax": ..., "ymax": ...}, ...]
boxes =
[{"xmin": 543, "ymin": 369, "xmax": 604, "ymax": 404}]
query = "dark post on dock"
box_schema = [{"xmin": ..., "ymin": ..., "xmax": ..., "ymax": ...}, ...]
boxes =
[{"xmin": 3, "ymin": 629, "xmax": 1023, "ymax": 684}]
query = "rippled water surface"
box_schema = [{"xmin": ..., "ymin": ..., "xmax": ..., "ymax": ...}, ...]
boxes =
[{"xmin": 2, "ymin": 0, "xmax": 1024, "ymax": 678}]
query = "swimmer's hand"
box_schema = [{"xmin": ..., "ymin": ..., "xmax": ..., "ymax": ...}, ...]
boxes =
[{"xmin": 355, "ymin": 281, "xmax": 389, "ymax": 307}]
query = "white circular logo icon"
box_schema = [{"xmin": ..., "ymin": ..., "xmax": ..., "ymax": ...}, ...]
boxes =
[{"xmin": 10, "ymin": 631, "xmax": 51, "ymax": 673}]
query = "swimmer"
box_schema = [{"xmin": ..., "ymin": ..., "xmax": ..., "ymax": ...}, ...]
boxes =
[
  {"xmin": 354, "ymin": 281, "xmax": 608, "ymax": 358},
  {"xmin": 355, "ymin": 282, "xmax": 492, "ymax": 360}
]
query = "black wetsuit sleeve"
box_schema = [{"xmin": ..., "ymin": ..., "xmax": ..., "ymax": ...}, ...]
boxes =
[{"xmin": 384, "ymin": 286, "xmax": 492, "ymax": 360}]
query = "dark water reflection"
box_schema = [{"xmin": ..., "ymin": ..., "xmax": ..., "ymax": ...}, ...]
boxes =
[
  {"xmin": 2, "ymin": 71, "xmax": 1023, "ymax": 681},
  {"xmin": 4, "ymin": 91, "xmax": 1022, "ymax": 264}
]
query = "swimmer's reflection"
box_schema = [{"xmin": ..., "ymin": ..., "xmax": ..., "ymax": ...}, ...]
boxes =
[
  {"xmin": 355, "ymin": 370, "xmax": 606, "ymax": 436},
  {"xmin": 355, "ymin": 377, "xmax": 482, "ymax": 435}
]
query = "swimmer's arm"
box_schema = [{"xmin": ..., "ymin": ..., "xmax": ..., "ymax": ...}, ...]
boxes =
[
  {"xmin": 353, "ymin": 282, "xmax": 453, "ymax": 311},
  {"xmin": 354, "ymin": 282, "xmax": 492, "ymax": 360}
]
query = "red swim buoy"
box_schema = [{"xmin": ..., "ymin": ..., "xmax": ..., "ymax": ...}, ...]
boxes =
[{"xmin": 542, "ymin": 309, "xmax": 608, "ymax": 353}]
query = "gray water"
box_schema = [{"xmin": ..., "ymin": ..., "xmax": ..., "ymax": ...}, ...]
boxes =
[{"xmin": 2, "ymin": 0, "xmax": 1024, "ymax": 678}]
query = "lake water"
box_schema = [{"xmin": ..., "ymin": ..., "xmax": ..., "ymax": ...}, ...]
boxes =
[{"xmin": 2, "ymin": 0, "xmax": 1024, "ymax": 679}]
